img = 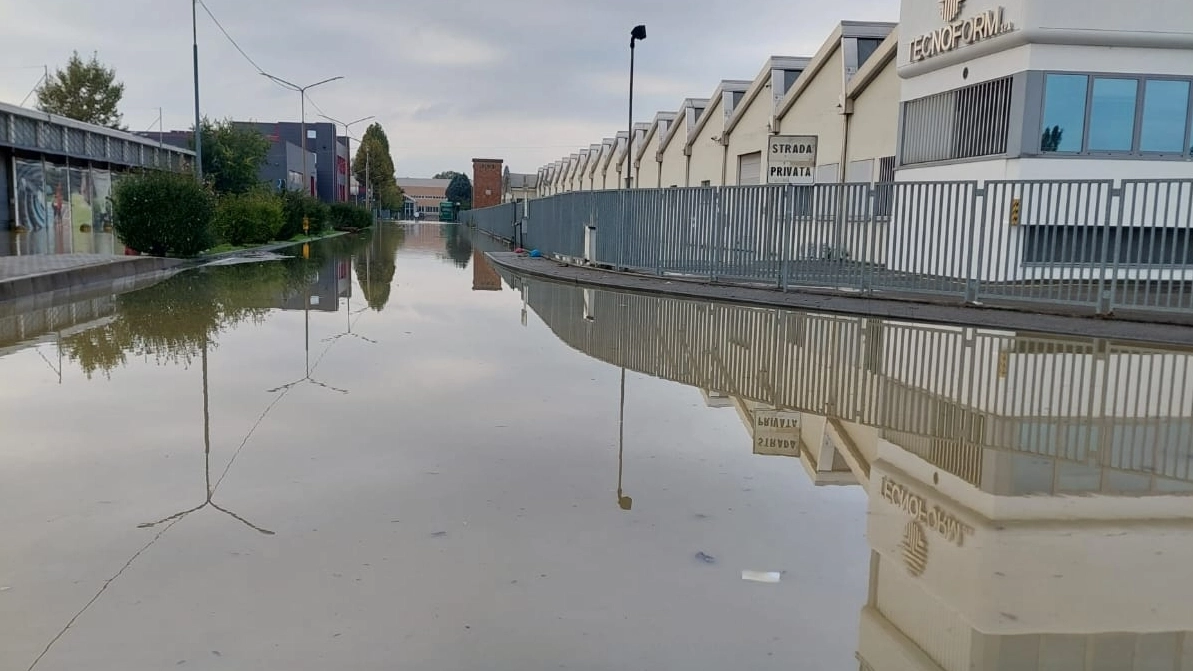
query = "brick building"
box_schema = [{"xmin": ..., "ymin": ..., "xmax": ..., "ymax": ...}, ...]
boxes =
[{"xmin": 471, "ymin": 158, "xmax": 503, "ymax": 209}]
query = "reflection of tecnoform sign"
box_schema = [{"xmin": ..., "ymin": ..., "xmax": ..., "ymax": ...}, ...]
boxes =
[
  {"xmin": 753, "ymin": 410, "xmax": 800, "ymax": 456},
  {"xmin": 880, "ymin": 477, "xmax": 974, "ymax": 547},
  {"xmin": 767, "ymin": 136, "xmax": 817, "ymax": 185}
]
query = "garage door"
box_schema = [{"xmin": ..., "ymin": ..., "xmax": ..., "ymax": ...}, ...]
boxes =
[{"xmin": 737, "ymin": 152, "xmax": 761, "ymax": 185}]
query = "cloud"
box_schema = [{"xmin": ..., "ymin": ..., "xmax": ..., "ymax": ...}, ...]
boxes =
[{"xmin": 0, "ymin": 0, "xmax": 899, "ymax": 176}]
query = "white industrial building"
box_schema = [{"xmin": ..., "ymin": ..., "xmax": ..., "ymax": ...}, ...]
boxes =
[{"xmin": 538, "ymin": 0, "xmax": 1193, "ymax": 194}]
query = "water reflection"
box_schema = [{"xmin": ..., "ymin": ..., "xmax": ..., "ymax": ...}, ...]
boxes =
[{"xmin": 509, "ymin": 273, "xmax": 1193, "ymax": 671}]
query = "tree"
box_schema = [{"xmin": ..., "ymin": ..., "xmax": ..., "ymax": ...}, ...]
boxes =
[
  {"xmin": 433, "ymin": 171, "xmax": 463, "ymax": 180},
  {"xmin": 195, "ymin": 118, "xmax": 271, "ymax": 195},
  {"xmin": 37, "ymin": 51, "xmax": 125, "ymax": 128},
  {"xmin": 446, "ymin": 173, "xmax": 472, "ymax": 209},
  {"xmin": 353, "ymin": 123, "xmax": 404, "ymax": 211}
]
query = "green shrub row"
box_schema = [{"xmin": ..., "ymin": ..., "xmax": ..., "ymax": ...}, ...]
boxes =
[
  {"xmin": 112, "ymin": 171, "xmax": 372, "ymax": 257},
  {"xmin": 328, "ymin": 202, "xmax": 374, "ymax": 231}
]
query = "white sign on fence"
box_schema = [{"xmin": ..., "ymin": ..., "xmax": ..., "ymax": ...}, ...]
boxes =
[{"xmin": 767, "ymin": 135, "xmax": 818, "ymax": 185}]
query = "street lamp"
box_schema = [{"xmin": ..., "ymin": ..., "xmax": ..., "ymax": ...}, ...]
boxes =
[
  {"xmin": 626, "ymin": 24, "xmax": 646, "ymax": 190},
  {"xmin": 318, "ymin": 114, "xmax": 373, "ymax": 203},
  {"xmin": 261, "ymin": 73, "xmax": 344, "ymax": 197}
]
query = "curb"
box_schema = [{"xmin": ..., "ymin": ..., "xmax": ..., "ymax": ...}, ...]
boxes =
[{"xmin": 485, "ymin": 252, "xmax": 1193, "ymax": 347}]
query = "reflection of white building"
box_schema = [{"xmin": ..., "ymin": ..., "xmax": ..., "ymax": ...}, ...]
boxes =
[{"xmin": 519, "ymin": 277, "xmax": 1193, "ymax": 670}]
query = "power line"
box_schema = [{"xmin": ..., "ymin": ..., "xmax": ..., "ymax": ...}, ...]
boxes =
[{"xmin": 196, "ymin": 0, "xmax": 270, "ymax": 77}]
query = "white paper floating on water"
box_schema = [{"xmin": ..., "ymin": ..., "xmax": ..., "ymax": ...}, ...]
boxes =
[{"xmin": 741, "ymin": 571, "xmax": 781, "ymax": 584}]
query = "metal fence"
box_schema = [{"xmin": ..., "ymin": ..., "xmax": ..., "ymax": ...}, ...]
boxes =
[{"xmin": 467, "ymin": 179, "xmax": 1193, "ymax": 316}]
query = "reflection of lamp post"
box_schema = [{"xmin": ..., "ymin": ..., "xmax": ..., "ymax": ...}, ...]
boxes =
[
  {"xmin": 617, "ymin": 366, "xmax": 632, "ymax": 510},
  {"xmin": 139, "ymin": 336, "xmax": 275, "ymax": 535},
  {"xmin": 260, "ymin": 73, "xmax": 344, "ymax": 197},
  {"xmin": 268, "ymin": 267, "xmax": 349, "ymax": 394}
]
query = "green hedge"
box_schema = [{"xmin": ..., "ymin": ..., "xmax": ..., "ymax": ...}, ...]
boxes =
[
  {"xmin": 212, "ymin": 191, "xmax": 285, "ymax": 246},
  {"xmin": 279, "ymin": 190, "xmax": 330, "ymax": 240},
  {"xmin": 328, "ymin": 203, "xmax": 373, "ymax": 231},
  {"xmin": 112, "ymin": 170, "xmax": 216, "ymax": 257}
]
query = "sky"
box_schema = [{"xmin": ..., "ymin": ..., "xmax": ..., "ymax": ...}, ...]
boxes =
[{"xmin": 0, "ymin": 0, "xmax": 898, "ymax": 178}]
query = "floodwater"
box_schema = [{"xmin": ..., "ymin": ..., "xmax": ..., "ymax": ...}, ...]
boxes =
[{"xmin": 2, "ymin": 223, "xmax": 1191, "ymax": 670}]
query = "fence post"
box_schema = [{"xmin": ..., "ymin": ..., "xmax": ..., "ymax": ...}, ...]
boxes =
[
  {"xmin": 964, "ymin": 183, "xmax": 985, "ymax": 304},
  {"xmin": 712, "ymin": 187, "xmax": 723, "ymax": 283},
  {"xmin": 779, "ymin": 185, "xmax": 791, "ymax": 291},
  {"xmin": 1102, "ymin": 182, "xmax": 1125, "ymax": 316},
  {"xmin": 618, "ymin": 190, "xmax": 628, "ymax": 270}
]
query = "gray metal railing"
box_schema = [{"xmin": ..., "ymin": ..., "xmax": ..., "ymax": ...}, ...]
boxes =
[{"xmin": 467, "ymin": 179, "xmax": 1193, "ymax": 316}]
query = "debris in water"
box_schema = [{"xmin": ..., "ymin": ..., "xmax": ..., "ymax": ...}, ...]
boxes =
[
  {"xmin": 430, "ymin": 531, "xmax": 448, "ymax": 538},
  {"xmin": 0, "ymin": 586, "xmax": 10, "ymax": 592},
  {"xmin": 741, "ymin": 571, "xmax": 781, "ymax": 584},
  {"xmin": 694, "ymin": 552, "xmax": 717, "ymax": 564}
]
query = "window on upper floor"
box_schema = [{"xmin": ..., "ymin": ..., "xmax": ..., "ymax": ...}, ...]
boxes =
[{"xmin": 1041, "ymin": 73, "xmax": 1192, "ymax": 156}]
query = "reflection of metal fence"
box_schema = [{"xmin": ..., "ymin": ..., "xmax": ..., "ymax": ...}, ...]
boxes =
[
  {"xmin": 517, "ymin": 277, "xmax": 1193, "ymax": 491},
  {"xmin": 467, "ymin": 179, "xmax": 1193, "ymax": 316}
]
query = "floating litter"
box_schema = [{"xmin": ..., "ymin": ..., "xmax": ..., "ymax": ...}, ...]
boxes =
[{"xmin": 741, "ymin": 571, "xmax": 781, "ymax": 584}]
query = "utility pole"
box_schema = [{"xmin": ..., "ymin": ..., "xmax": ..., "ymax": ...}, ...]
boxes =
[{"xmin": 192, "ymin": 0, "xmax": 203, "ymax": 181}]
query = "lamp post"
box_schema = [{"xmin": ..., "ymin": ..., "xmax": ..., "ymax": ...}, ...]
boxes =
[
  {"xmin": 261, "ymin": 73, "xmax": 344, "ymax": 197},
  {"xmin": 318, "ymin": 114, "xmax": 373, "ymax": 203},
  {"xmin": 626, "ymin": 24, "xmax": 646, "ymax": 190},
  {"xmin": 192, "ymin": 0, "xmax": 202, "ymax": 180}
]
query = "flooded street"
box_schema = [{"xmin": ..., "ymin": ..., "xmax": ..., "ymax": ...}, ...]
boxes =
[{"xmin": 2, "ymin": 224, "xmax": 1192, "ymax": 670}]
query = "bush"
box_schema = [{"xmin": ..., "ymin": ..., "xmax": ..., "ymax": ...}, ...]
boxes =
[
  {"xmin": 112, "ymin": 170, "xmax": 216, "ymax": 257},
  {"xmin": 279, "ymin": 190, "xmax": 330, "ymax": 240},
  {"xmin": 328, "ymin": 203, "xmax": 373, "ymax": 231},
  {"xmin": 212, "ymin": 191, "xmax": 284, "ymax": 246}
]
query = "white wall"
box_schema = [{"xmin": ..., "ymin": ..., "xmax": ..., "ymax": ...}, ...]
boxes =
[
  {"xmin": 636, "ymin": 125, "xmax": 666, "ymax": 189},
  {"xmin": 725, "ymin": 84, "xmax": 776, "ymax": 187},
  {"xmin": 777, "ymin": 48, "xmax": 847, "ymax": 182},
  {"xmin": 688, "ymin": 132, "xmax": 724, "ymax": 187},
  {"xmin": 659, "ymin": 123, "xmax": 689, "ymax": 189},
  {"xmin": 847, "ymin": 57, "xmax": 900, "ymax": 167}
]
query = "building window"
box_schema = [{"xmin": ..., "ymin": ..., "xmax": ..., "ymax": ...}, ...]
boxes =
[
  {"xmin": 1040, "ymin": 73, "xmax": 1193, "ymax": 156},
  {"xmin": 901, "ymin": 76, "xmax": 1013, "ymax": 165},
  {"xmin": 1041, "ymin": 74, "xmax": 1088, "ymax": 152},
  {"xmin": 1088, "ymin": 78, "xmax": 1138, "ymax": 152},
  {"xmin": 1140, "ymin": 80, "xmax": 1191, "ymax": 153}
]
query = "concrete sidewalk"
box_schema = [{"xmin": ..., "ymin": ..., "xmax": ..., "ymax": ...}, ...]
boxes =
[
  {"xmin": 486, "ymin": 252, "xmax": 1193, "ymax": 347},
  {"xmin": 0, "ymin": 254, "xmax": 184, "ymax": 305}
]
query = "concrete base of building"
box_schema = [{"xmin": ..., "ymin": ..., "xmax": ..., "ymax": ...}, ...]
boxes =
[{"xmin": 484, "ymin": 251, "xmax": 1193, "ymax": 346}]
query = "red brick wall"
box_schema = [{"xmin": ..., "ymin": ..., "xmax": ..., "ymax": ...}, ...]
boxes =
[{"xmin": 472, "ymin": 158, "xmax": 503, "ymax": 209}]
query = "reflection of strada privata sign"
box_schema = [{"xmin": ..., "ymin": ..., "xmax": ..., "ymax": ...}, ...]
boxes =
[
  {"xmin": 753, "ymin": 410, "xmax": 800, "ymax": 456},
  {"xmin": 909, "ymin": 0, "xmax": 1016, "ymax": 63},
  {"xmin": 767, "ymin": 136, "xmax": 817, "ymax": 185}
]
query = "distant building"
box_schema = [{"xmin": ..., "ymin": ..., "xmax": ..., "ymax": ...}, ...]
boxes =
[
  {"xmin": 235, "ymin": 122, "xmax": 350, "ymax": 203},
  {"xmin": 504, "ymin": 172, "xmax": 539, "ymax": 203},
  {"xmin": 396, "ymin": 177, "xmax": 450, "ymax": 220},
  {"xmin": 140, "ymin": 122, "xmax": 345, "ymax": 203}
]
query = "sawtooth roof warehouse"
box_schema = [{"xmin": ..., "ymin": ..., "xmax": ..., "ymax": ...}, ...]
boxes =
[
  {"xmin": 542, "ymin": 0, "xmax": 1193, "ymax": 193},
  {"xmin": 532, "ymin": 0, "xmax": 1193, "ymax": 283}
]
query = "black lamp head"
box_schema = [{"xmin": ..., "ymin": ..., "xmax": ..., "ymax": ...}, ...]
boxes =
[{"xmin": 631, "ymin": 25, "xmax": 647, "ymax": 41}]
